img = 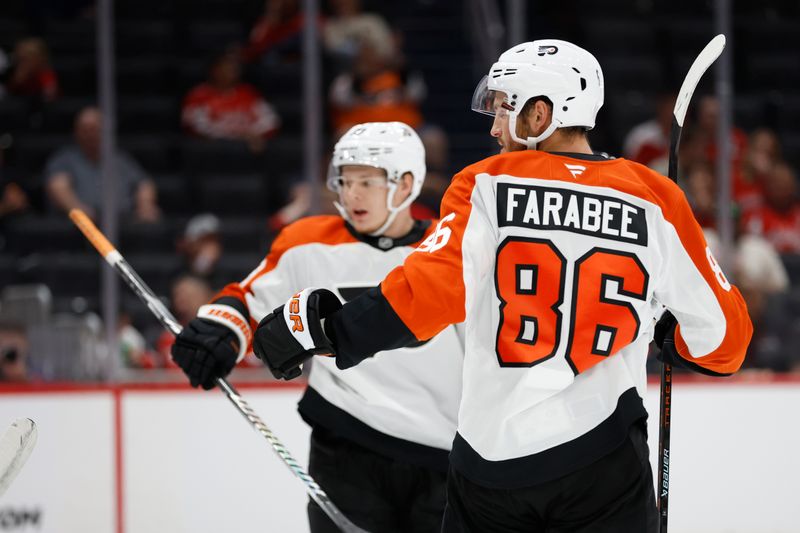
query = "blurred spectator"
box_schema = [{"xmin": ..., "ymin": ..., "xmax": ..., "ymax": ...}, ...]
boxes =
[
  {"xmin": 0, "ymin": 320, "xmax": 29, "ymax": 382},
  {"xmin": 684, "ymin": 163, "xmax": 717, "ymax": 229},
  {"xmin": 676, "ymin": 126, "xmax": 709, "ymax": 182},
  {"xmin": 696, "ymin": 95, "xmax": 749, "ymax": 168},
  {"xmin": 6, "ymin": 38, "xmax": 58, "ymax": 103},
  {"xmin": 182, "ymin": 50, "xmax": 281, "ymax": 152},
  {"xmin": 154, "ymin": 274, "xmax": 215, "ymax": 366},
  {"xmin": 267, "ymin": 181, "xmax": 314, "ymax": 231},
  {"xmin": 743, "ymin": 162, "xmax": 800, "ymax": 254},
  {"xmin": 745, "ymin": 128, "xmax": 782, "ymax": 180},
  {"xmin": 0, "ymin": 136, "xmax": 35, "ymax": 226},
  {"xmin": 416, "ymin": 126, "xmax": 451, "ymax": 215},
  {"xmin": 176, "ymin": 214, "xmax": 225, "ymax": 287},
  {"xmin": 705, "ymin": 222, "xmax": 789, "ymax": 324},
  {"xmin": 241, "ymin": 0, "xmax": 309, "ymax": 65},
  {"xmin": 171, "ymin": 274, "xmax": 215, "ymax": 326},
  {"xmin": 323, "ymin": 0, "xmax": 393, "ymax": 69},
  {"xmin": 329, "ymin": 41, "xmax": 425, "ymax": 134},
  {"xmin": 119, "ymin": 312, "xmax": 156, "ymax": 369},
  {"xmin": 44, "ymin": 106, "xmax": 161, "ymax": 222},
  {"xmin": 737, "ymin": 128, "xmax": 781, "ymax": 216},
  {"xmin": 622, "ymin": 93, "xmax": 675, "ymax": 170}
]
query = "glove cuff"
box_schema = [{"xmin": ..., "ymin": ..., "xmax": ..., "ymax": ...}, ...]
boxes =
[
  {"xmin": 197, "ymin": 304, "xmax": 253, "ymax": 362},
  {"xmin": 282, "ymin": 287, "xmax": 341, "ymax": 355}
]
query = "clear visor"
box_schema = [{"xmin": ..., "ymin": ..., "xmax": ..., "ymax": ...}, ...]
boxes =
[
  {"xmin": 470, "ymin": 75, "xmax": 513, "ymax": 117},
  {"xmin": 327, "ymin": 161, "xmax": 389, "ymax": 193}
]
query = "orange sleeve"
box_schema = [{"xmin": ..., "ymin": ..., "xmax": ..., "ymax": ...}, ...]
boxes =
[
  {"xmin": 653, "ymin": 174, "xmax": 753, "ymax": 375},
  {"xmin": 380, "ymin": 170, "xmax": 477, "ymax": 341}
]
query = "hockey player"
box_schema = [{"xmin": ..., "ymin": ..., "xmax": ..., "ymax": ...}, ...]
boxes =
[
  {"xmin": 254, "ymin": 40, "xmax": 753, "ymax": 532},
  {"xmin": 171, "ymin": 122, "xmax": 463, "ymax": 532}
]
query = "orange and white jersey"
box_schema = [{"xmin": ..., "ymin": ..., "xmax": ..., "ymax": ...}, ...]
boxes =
[
  {"xmin": 328, "ymin": 150, "xmax": 752, "ymax": 488},
  {"xmin": 213, "ymin": 216, "xmax": 463, "ymax": 470}
]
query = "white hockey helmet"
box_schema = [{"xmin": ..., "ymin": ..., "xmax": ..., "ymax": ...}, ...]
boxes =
[
  {"xmin": 471, "ymin": 39, "xmax": 604, "ymax": 149},
  {"xmin": 328, "ymin": 121, "xmax": 426, "ymax": 236}
]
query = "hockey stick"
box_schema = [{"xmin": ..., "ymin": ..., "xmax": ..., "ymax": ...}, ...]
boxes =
[
  {"xmin": 0, "ymin": 418, "xmax": 37, "ymax": 497},
  {"xmin": 659, "ymin": 34, "xmax": 726, "ymax": 533},
  {"xmin": 69, "ymin": 209, "xmax": 368, "ymax": 533}
]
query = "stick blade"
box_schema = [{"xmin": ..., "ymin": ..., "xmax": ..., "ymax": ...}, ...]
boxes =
[
  {"xmin": 0, "ymin": 418, "xmax": 38, "ymax": 497},
  {"xmin": 673, "ymin": 34, "xmax": 727, "ymax": 127}
]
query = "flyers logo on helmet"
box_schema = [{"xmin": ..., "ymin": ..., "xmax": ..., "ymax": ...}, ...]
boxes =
[
  {"xmin": 288, "ymin": 293, "xmax": 304, "ymax": 332},
  {"xmin": 537, "ymin": 45, "xmax": 558, "ymax": 56}
]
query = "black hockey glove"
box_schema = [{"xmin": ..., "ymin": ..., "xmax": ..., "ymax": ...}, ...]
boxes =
[
  {"xmin": 172, "ymin": 318, "xmax": 241, "ymax": 390},
  {"xmin": 653, "ymin": 311, "xmax": 681, "ymax": 367},
  {"xmin": 253, "ymin": 288, "xmax": 342, "ymax": 380}
]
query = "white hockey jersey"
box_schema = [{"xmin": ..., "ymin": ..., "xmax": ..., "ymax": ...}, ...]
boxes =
[
  {"xmin": 328, "ymin": 150, "xmax": 752, "ymax": 488},
  {"xmin": 213, "ymin": 216, "xmax": 463, "ymax": 470}
]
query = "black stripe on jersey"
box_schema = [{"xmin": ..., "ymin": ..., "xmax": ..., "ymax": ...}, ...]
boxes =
[
  {"xmin": 549, "ymin": 151, "xmax": 614, "ymax": 161},
  {"xmin": 213, "ymin": 295, "xmax": 251, "ymax": 323},
  {"xmin": 449, "ymin": 388, "xmax": 648, "ymax": 489},
  {"xmin": 298, "ymin": 386, "xmax": 450, "ymax": 472},
  {"xmin": 327, "ymin": 286, "xmax": 418, "ymax": 370},
  {"xmin": 337, "ymin": 285, "xmax": 431, "ymax": 349}
]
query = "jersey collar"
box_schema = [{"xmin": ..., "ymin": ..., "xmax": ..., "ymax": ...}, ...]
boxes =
[
  {"xmin": 549, "ymin": 151, "xmax": 615, "ymax": 161},
  {"xmin": 345, "ymin": 219, "xmax": 432, "ymax": 251}
]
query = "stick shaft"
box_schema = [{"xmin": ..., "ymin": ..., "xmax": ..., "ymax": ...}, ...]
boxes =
[
  {"xmin": 69, "ymin": 209, "xmax": 367, "ymax": 533},
  {"xmin": 658, "ymin": 34, "xmax": 726, "ymax": 533}
]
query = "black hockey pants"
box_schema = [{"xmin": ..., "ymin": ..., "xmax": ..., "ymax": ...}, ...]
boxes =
[
  {"xmin": 307, "ymin": 426, "xmax": 447, "ymax": 533},
  {"xmin": 441, "ymin": 423, "xmax": 659, "ymax": 533}
]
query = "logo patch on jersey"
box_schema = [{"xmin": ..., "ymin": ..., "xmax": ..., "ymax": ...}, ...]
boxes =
[
  {"xmin": 564, "ymin": 164, "xmax": 586, "ymax": 178},
  {"xmin": 497, "ymin": 183, "xmax": 648, "ymax": 246}
]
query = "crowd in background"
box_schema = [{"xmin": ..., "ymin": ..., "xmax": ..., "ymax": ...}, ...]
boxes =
[{"xmin": 0, "ymin": 0, "xmax": 798, "ymax": 382}]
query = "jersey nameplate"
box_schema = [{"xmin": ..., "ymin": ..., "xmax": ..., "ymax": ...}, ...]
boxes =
[{"xmin": 497, "ymin": 182, "xmax": 648, "ymax": 246}]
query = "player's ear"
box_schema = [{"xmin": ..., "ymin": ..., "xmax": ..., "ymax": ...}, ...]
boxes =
[
  {"xmin": 399, "ymin": 172, "xmax": 413, "ymax": 194},
  {"xmin": 520, "ymin": 98, "xmax": 553, "ymax": 138},
  {"xmin": 392, "ymin": 172, "xmax": 414, "ymax": 207}
]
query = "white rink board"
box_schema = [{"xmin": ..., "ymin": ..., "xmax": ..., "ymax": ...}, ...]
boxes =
[
  {"xmin": 0, "ymin": 382, "xmax": 797, "ymax": 533},
  {"xmin": 0, "ymin": 392, "xmax": 115, "ymax": 533},
  {"xmin": 123, "ymin": 389, "xmax": 311, "ymax": 533},
  {"xmin": 644, "ymin": 383, "xmax": 799, "ymax": 533}
]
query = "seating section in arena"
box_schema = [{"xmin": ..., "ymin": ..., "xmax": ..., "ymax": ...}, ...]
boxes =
[{"xmin": 1, "ymin": 0, "xmax": 799, "ymax": 370}]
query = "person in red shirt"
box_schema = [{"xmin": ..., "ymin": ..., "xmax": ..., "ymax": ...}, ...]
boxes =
[
  {"xmin": 622, "ymin": 93, "xmax": 675, "ymax": 170},
  {"xmin": 744, "ymin": 161, "xmax": 800, "ymax": 254},
  {"xmin": 182, "ymin": 50, "xmax": 280, "ymax": 151},
  {"xmin": 7, "ymin": 37, "xmax": 58, "ymax": 102},
  {"xmin": 736, "ymin": 128, "xmax": 782, "ymax": 217}
]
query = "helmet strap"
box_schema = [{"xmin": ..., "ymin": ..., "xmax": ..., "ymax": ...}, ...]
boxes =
[
  {"xmin": 509, "ymin": 112, "xmax": 560, "ymax": 150},
  {"xmin": 369, "ymin": 181, "xmax": 402, "ymax": 236}
]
